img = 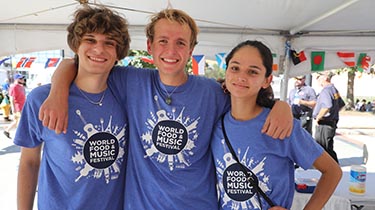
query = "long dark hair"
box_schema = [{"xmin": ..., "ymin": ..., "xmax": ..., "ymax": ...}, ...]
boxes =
[{"xmin": 225, "ymin": 40, "xmax": 275, "ymax": 108}]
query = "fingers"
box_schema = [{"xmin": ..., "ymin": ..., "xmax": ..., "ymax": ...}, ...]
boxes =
[
  {"xmin": 39, "ymin": 107, "xmax": 64, "ymax": 134},
  {"xmin": 55, "ymin": 115, "xmax": 68, "ymax": 134},
  {"xmin": 262, "ymin": 118, "xmax": 293, "ymax": 139}
]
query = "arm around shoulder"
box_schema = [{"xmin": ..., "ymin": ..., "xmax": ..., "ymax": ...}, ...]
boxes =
[
  {"xmin": 262, "ymin": 100, "xmax": 293, "ymax": 139},
  {"xmin": 38, "ymin": 58, "xmax": 77, "ymax": 134}
]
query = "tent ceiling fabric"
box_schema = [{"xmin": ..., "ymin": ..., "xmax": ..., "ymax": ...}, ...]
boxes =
[{"xmin": 1, "ymin": 0, "xmax": 375, "ymax": 58}]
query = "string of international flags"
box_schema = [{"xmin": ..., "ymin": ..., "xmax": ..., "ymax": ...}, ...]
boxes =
[
  {"xmin": 290, "ymin": 50, "xmax": 372, "ymax": 73},
  {"xmin": 0, "ymin": 57, "xmax": 61, "ymax": 69},
  {"xmin": 1, "ymin": 51, "xmax": 372, "ymax": 75}
]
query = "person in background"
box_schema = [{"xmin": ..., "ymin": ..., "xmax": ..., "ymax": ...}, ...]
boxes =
[
  {"xmin": 3, "ymin": 74, "xmax": 26, "ymax": 139},
  {"xmin": 0, "ymin": 90, "xmax": 12, "ymax": 122},
  {"xmin": 313, "ymin": 71, "xmax": 345, "ymax": 163},
  {"xmin": 38, "ymin": 8, "xmax": 293, "ymax": 210},
  {"xmin": 288, "ymin": 75, "xmax": 317, "ymax": 134},
  {"xmin": 2, "ymin": 78, "xmax": 10, "ymax": 93},
  {"xmin": 14, "ymin": 5, "xmax": 130, "ymax": 210},
  {"xmin": 211, "ymin": 40, "xmax": 342, "ymax": 210}
]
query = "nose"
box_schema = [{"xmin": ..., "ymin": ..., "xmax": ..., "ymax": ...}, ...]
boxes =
[
  {"xmin": 93, "ymin": 42, "xmax": 105, "ymax": 53},
  {"xmin": 165, "ymin": 43, "xmax": 178, "ymax": 54},
  {"xmin": 237, "ymin": 72, "xmax": 247, "ymax": 82}
]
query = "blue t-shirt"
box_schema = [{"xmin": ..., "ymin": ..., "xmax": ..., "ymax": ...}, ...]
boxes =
[
  {"xmin": 14, "ymin": 83, "xmax": 128, "ymax": 210},
  {"xmin": 288, "ymin": 85, "xmax": 317, "ymax": 116},
  {"xmin": 313, "ymin": 84, "xmax": 341, "ymax": 121},
  {"xmin": 211, "ymin": 108, "xmax": 323, "ymax": 210},
  {"xmin": 108, "ymin": 66, "xmax": 230, "ymax": 210}
]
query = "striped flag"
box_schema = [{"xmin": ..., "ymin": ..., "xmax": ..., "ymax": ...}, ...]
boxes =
[
  {"xmin": 16, "ymin": 57, "xmax": 36, "ymax": 68},
  {"xmin": 337, "ymin": 52, "xmax": 355, "ymax": 67},
  {"xmin": 141, "ymin": 56, "xmax": 154, "ymax": 64},
  {"xmin": 215, "ymin": 53, "xmax": 227, "ymax": 70},
  {"xmin": 192, "ymin": 55, "xmax": 205, "ymax": 75},
  {"xmin": 44, "ymin": 58, "xmax": 60, "ymax": 68},
  {"xmin": 16, "ymin": 57, "xmax": 28, "ymax": 68}
]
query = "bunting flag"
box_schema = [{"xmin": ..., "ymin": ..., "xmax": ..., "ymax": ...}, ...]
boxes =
[
  {"xmin": 141, "ymin": 56, "xmax": 154, "ymax": 64},
  {"xmin": 121, "ymin": 57, "xmax": 133, "ymax": 66},
  {"xmin": 16, "ymin": 57, "xmax": 28, "ymax": 68},
  {"xmin": 0, "ymin": 57, "xmax": 10, "ymax": 66},
  {"xmin": 311, "ymin": 51, "xmax": 325, "ymax": 71},
  {"xmin": 357, "ymin": 53, "xmax": 371, "ymax": 73},
  {"xmin": 192, "ymin": 55, "xmax": 205, "ymax": 75},
  {"xmin": 215, "ymin": 53, "xmax": 227, "ymax": 70},
  {"xmin": 44, "ymin": 58, "xmax": 60, "ymax": 68},
  {"xmin": 272, "ymin": 53, "xmax": 278, "ymax": 71},
  {"xmin": 16, "ymin": 57, "xmax": 36, "ymax": 68},
  {"xmin": 337, "ymin": 52, "xmax": 355, "ymax": 67},
  {"xmin": 290, "ymin": 50, "xmax": 307, "ymax": 65}
]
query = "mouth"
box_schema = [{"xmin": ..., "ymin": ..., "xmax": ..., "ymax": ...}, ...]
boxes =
[
  {"xmin": 161, "ymin": 58, "xmax": 179, "ymax": 63},
  {"xmin": 233, "ymin": 82, "xmax": 249, "ymax": 89},
  {"xmin": 88, "ymin": 56, "xmax": 107, "ymax": 62}
]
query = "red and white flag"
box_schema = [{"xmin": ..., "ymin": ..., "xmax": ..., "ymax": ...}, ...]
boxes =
[{"xmin": 337, "ymin": 52, "xmax": 355, "ymax": 67}]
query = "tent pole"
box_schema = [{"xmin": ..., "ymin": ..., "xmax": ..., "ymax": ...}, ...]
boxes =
[
  {"xmin": 280, "ymin": 39, "xmax": 292, "ymax": 101},
  {"xmin": 289, "ymin": 0, "xmax": 361, "ymax": 35}
]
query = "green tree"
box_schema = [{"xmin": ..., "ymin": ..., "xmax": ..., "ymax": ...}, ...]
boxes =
[{"xmin": 338, "ymin": 66, "xmax": 374, "ymax": 109}]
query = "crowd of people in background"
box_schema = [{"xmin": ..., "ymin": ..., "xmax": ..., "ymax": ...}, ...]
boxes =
[{"xmin": 355, "ymin": 98, "xmax": 374, "ymax": 112}]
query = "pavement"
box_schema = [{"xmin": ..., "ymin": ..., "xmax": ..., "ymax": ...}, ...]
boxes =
[{"xmin": 0, "ymin": 110, "xmax": 374, "ymax": 210}]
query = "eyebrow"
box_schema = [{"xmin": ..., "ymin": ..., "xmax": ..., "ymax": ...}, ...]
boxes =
[{"xmin": 230, "ymin": 60, "xmax": 262, "ymax": 70}]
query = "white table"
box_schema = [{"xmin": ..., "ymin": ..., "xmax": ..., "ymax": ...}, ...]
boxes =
[
  {"xmin": 292, "ymin": 168, "xmax": 375, "ymax": 210},
  {"xmin": 335, "ymin": 170, "xmax": 375, "ymax": 209}
]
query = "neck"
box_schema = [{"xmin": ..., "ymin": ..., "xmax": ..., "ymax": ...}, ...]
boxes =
[
  {"xmin": 75, "ymin": 74, "xmax": 108, "ymax": 93},
  {"xmin": 230, "ymin": 97, "xmax": 262, "ymax": 121},
  {"xmin": 160, "ymin": 71, "xmax": 188, "ymax": 86}
]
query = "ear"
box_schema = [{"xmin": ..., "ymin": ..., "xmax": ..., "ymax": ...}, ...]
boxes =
[
  {"xmin": 262, "ymin": 74, "xmax": 273, "ymax": 89},
  {"xmin": 146, "ymin": 39, "xmax": 152, "ymax": 54}
]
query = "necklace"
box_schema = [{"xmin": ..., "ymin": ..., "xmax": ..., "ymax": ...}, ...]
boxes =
[
  {"xmin": 162, "ymin": 85, "xmax": 178, "ymax": 105},
  {"xmin": 78, "ymin": 88, "xmax": 106, "ymax": 106}
]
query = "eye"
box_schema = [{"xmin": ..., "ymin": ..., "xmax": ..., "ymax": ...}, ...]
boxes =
[
  {"xmin": 177, "ymin": 41, "xmax": 187, "ymax": 46},
  {"xmin": 105, "ymin": 41, "xmax": 116, "ymax": 47},
  {"xmin": 158, "ymin": 39, "xmax": 168, "ymax": 45},
  {"xmin": 248, "ymin": 69, "xmax": 259, "ymax": 75},
  {"xmin": 229, "ymin": 65, "xmax": 240, "ymax": 72},
  {"xmin": 83, "ymin": 38, "xmax": 96, "ymax": 43}
]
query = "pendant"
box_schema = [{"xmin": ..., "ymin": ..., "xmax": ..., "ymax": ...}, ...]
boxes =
[
  {"xmin": 99, "ymin": 102, "xmax": 103, "ymax": 106},
  {"xmin": 165, "ymin": 97, "xmax": 172, "ymax": 105}
]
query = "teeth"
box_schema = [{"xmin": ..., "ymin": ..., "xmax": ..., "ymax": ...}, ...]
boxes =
[
  {"xmin": 163, "ymin": 58, "xmax": 177, "ymax": 63},
  {"xmin": 90, "ymin": 56, "xmax": 106, "ymax": 62}
]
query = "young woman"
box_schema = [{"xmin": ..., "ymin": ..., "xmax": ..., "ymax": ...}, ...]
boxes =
[{"xmin": 211, "ymin": 40, "xmax": 342, "ymax": 210}]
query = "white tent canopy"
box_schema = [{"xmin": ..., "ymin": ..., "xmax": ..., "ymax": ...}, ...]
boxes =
[{"xmin": 1, "ymin": 0, "xmax": 375, "ymax": 98}]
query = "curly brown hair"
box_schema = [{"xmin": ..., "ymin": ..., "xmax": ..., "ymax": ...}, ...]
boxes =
[{"xmin": 67, "ymin": 5, "xmax": 130, "ymax": 60}]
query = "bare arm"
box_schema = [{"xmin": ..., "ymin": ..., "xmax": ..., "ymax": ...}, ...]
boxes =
[
  {"xmin": 315, "ymin": 107, "xmax": 330, "ymax": 122},
  {"xmin": 17, "ymin": 146, "xmax": 42, "ymax": 210},
  {"xmin": 303, "ymin": 152, "xmax": 342, "ymax": 210},
  {"xmin": 299, "ymin": 99, "xmax": 316, "ymax": 109},
  {"xmin": 38, "ymin": 59, "xmax": 77, "ymax": 134},
  {"xmin": 262, "ymin": 100, "xmax": 293, "ymax": 139}
]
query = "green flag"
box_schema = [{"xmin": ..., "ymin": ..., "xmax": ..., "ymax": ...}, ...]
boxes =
[
  {"xmin": 311, "ymin": 51, "xmax": 325, "ymax": 71},
  {"xmin": 356, "ymin": 53, "xmax": 367, "ymax": 72}
]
